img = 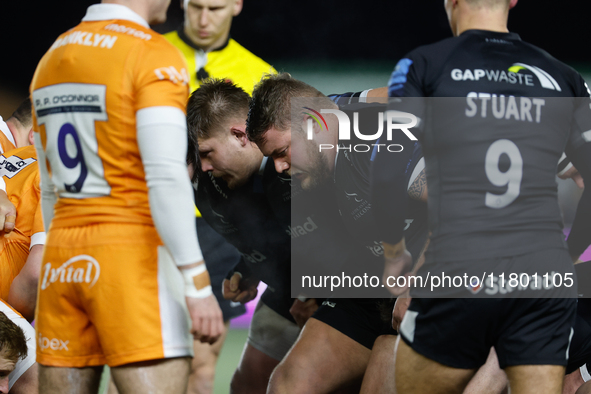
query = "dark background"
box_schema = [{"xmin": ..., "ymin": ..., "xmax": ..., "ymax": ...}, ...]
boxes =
[{"xmin": 2, "ymin": 0, "xmax": 589, "ymax": 103}]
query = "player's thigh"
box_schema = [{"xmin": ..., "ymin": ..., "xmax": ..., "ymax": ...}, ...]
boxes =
[
  {"xmin": 39, "ymin": 365, "xmax": 102, "ymax": 394},
  {"xmin": 396, "ymin": 338, "xmax": 476, "ymax": 394},
  {"xmin": 111, "ymin": 357, "xmax": 191, "ymax": 394},
  {"xmin": 269, "ymin": 317, "xmax": 371, "ymax": 393},
  {"xmin": 463, "ymin": 347, "xmax": 508, "ymax": 394},
  {"xmin": 576, "ymin": 381, "xmax": 591, "ymax": 394},
  {"xmin": 359, "ymin": 335, "xmax": 397, "ymax": 394},
  {"xmin": 505, "ymin": 365, "xmax": 565, "ymax": 394}
]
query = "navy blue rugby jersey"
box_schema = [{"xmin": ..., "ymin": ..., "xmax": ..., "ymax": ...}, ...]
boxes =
[
  {"xmin": 194, "ymin": 158, "xmax": 290, "ymax": 291},
  {"xmin": 335, "ymin": 102, "xmax": 428, "ymax": 263},
  {"xmin": 378, "ymin": 29, "xmax": 591, "ymax": 264}
]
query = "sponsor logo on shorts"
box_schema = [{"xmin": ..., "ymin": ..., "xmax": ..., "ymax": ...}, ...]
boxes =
[
  {"xmin": 40, "ymin": 255, "xmax": 100, "ymax": 290},
  {"xmin": 38, "ymin": 333, "xmax": 69, "ymax": 351}
]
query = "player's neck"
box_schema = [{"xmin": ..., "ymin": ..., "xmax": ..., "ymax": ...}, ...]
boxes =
[
  {"xmin": 454, "ymin": 11, "xmax": 509, "ymax": 36},
  {"xmin": 5, "ymin": 118, "xmax": 25, "ymax": 149}
]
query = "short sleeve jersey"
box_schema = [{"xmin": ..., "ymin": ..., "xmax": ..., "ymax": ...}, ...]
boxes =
[
  {"xmin": 30, "ymin": 4, "xmax": 190, "ymax": 229},
  {"xmin": 0, "ymin": 145, "xmax": 43, "ymax": 298},
  {"xmin": 387, "ymin": 29, "xmax": 591, "ymax": 263}
]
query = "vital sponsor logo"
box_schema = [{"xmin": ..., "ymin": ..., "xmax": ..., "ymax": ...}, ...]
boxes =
[
  {"xmin": 451, "ymin": 63, "xmax": 561, "ymax": 91},
  {"xmin": 0, "ymin": 155, "xmax": 36, "ymax": 179},
  {"xmin": 154, "ymin": 66, "xmax": 189, "ymax": 85},
  {"xmin": 50, "ymin": 31, "xmax": 118, "ymax": 51},
  {"xmin": 40, "ymin": 255, "xmax": 100, "ymax": 290},
  {"xmin": 287, "ymin": 216, "xmax": 318, "ymax": 238},
  {"xmin": 322, "ymin": 300, "xmax": 336, "ymax": 308},
  {"xmin": 240, "ymin": 249, "xmax": 267, "ymax": 264},
  {"xmin": 38, "ymin": 333, "xmax": 70, "ymax": 351}
]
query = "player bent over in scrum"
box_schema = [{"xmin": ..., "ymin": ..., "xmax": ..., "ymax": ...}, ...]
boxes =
[{"xmin": 186, "ymin": 80, "xmax": 302, "ymax": 393}]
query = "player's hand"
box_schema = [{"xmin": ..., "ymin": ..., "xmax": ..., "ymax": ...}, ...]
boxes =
[
  {"xmin": 392, "ymin": 291, "xmax": 411, "ymax": 332},
  {"xmin": 290, "ymin": 298, "xmax": 318, "ymax": 328},
  {"xmin": 382, "ymin": 240, "xmax": 413, "ymax": 296},
  {"xmin": 185, "ymin": 294, "xmax": 224, "ymax": 344},
  {"xmin": 0, "ymin": 190, "xmax": 16, "ymax": 236},
  {"xmin": 222, "ymin": 272, "xmax": 259, "ymax": 304},
  {"xmin": 559, "ymin": 165, "xmax": 584, "ymax": 189}
]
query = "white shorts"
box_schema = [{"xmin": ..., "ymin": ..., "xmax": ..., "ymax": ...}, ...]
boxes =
[{"xmin": 0, "ymin": 300, "xmax": 36, "ymax": 390}]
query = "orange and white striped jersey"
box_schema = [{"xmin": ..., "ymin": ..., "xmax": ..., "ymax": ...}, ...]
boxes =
[
  {"xmin": 0, "ymin": 145, "xmax": 44, "ymax": 299},
  {"xmin": 30, "ymin": 6, "xmax": 190, "ymax": 229}
]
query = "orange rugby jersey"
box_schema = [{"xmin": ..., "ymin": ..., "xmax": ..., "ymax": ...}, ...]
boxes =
[
  {"xmin": 0, "ymin": 145, "xmax": 43, "ymax": 299},
  {"xmin": 30, "ymin": 17, "xmax": 189, "ymax": 228},
  {"xmin": 0, "ymin": 117, "xmax": 17, "ymax": 154}
]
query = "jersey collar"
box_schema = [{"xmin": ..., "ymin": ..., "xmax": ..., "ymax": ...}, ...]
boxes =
[
  {"xmin": 460, "ymin": 29, "xmax": 521, "ymax": 41},
  {"xmin": 176, "ymin": 25, "xmax": 231, "ymax": 53},
  {"xmin": 82, "ymin": 4, "xmax": 150, "ymax": 28}
]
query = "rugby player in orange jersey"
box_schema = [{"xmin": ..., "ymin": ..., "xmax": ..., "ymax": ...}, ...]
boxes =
[{"xmin": 30, "ymin": 0, "xmax": 224, "ymax": 392}]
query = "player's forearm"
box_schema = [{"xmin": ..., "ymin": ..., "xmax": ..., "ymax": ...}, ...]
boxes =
[
  {"xmin": 33, "ymin": 133, "xmax": 57, "ymax": 231},
  {"xmin": 137, "ymin": 107, "xmax": 211, "ymax": 298},
  {"xmin": 7, "ymin": 245, "xmax": 44, "ymax": 321},
  {"xmin": 567, "ymin": 145, "xmax": 591, "ymax": 259}
]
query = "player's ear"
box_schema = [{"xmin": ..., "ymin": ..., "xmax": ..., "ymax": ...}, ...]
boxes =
[
  {"xmin": 231, "ymin": 125, "xmax": 248, "ymax": 146},
  {"xmin": 27, "ymin": 129, "xmax": 34, "ymax": 146},
  {"xmin": 509, "ymin": 0, "xmax": 518, "ymax": 9},
  {"xmin": 233, "ymin": 0, "xmax": 243, "ymax": 17},
  {"xmin": 302, "ymin": 114, "xmax": 322, "ymax": 138}
]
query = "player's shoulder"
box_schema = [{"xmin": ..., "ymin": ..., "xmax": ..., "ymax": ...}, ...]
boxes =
[
  {"xmin": 3, "ymin": 145, "xmax": 37, "ymax": 160},
  {"xmin": 403, "ymin": 35, "xmax": 459, "ymax": 63},
  {"xmin": 226, "ymin": 39, "xmax": 275, "ymax": 73}
]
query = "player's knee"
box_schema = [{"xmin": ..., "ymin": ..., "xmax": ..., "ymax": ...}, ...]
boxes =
[
  {"xmin": 577, "ymin": 381, "xmax": 591, "ymax": 394},
  {"xmin": 267, "ymin": 363, "xmax": 310, "ymax": 394},
  {"xmin": 190, "ymin": 363, "xmax": 216, "ymax": 386},
  {"xmin": 187, "ymin": 365, "xmax": 215, "ymax": 394},
  {"xmin": 230, "ymin": 365, "xmax": 270, "ymax": 394}
]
